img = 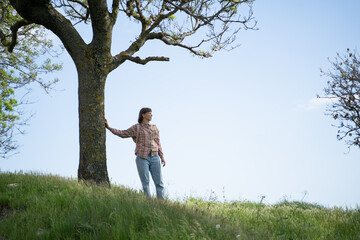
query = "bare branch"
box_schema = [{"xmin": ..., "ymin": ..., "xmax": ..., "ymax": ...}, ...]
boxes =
[
  {"xmin": 124, "ymin": 55, "xmax": 169, "ymax": 65},
  {"xmin": 110, "ymin": 50, "xmax": 169, "ymax": 70},
  {"xmin": 146, "ymin": 1, "xmax": 182, "ymax": 33},
  {"xmin": 122, "ymin": 0, "xmax": 143, "ymax": 21},
  {"xmin": 110, "ymin": 0, "xmax": 120, "ymax": 25},
  {"xmin": 135, "ymin": 0, "xmax": 146, "ymax": 25},
  {"xmin": 160, "ymin": 35, "xmax": 212, "ymax": 57},
  {"xmin": 68, "ymin": 0, "xmax": 88, "ymax": 10},
  {"xmin": 155, "ymin": 0, "xmax": 256, "ymax": 57},
  {"xmin": 52, "ymin": 0, "xmax": 90, "ymax": 23}
]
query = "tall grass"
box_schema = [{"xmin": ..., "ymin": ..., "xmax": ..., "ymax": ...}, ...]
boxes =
[
  {"xmin": 0, "ymin": 172, "xmax": 241, "ymax": 239},
  {"xmin": 1, "ymin": 172, "xmax": 359, "ymax": 239},
  {"xmin": 186, "ymin": 198, "xmax": 360, "ymax": 239}
]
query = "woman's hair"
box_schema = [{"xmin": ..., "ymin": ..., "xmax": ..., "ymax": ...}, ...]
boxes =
[{"xmin": 138, "ymin": 107, "xmax": 152, "ymax": 123}]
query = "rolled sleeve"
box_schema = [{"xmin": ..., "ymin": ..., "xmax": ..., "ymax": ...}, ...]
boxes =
[{"xmin": 108, "ymin": 124, "xmax": 137, "ymax": 138}]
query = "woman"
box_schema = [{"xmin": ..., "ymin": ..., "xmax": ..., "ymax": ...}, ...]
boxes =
[{"xmin": 105, "ymin": 107, "xmax": 166, "ymax": 200}]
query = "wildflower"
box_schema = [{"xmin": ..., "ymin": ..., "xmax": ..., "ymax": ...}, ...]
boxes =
[
  {"xmin": 216, "ymin": 224, "xmax": 220, "ymax": 229},
  {"xmin": 7, "ymin": 183, "xmax": 18, "ymax": 188},
  {"xmin": 236, "ymin": 234, "xmax": 241, "ymax": 239}
]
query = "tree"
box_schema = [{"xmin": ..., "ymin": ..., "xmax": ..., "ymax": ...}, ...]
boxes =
[
  {"xmin": 8, "ymin": 0, "xmax": 256, "ymax": 186},
  {"xmin": 320, "ymin": 48, "xmax": 360, "ymax": 150},
  {"xmin": 0, "ymin": 0, "xmax": 62, "ymax": 158}
]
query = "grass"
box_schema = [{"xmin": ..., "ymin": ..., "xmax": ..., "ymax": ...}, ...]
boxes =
[{"xmin": 0, "ymin": 172, "xmax": 359, "ymax": 240}]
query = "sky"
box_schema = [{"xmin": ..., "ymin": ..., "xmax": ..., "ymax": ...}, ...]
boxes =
[{"xmin": 2, "ymin": 0, "xmax": 360, "ymax": 208}]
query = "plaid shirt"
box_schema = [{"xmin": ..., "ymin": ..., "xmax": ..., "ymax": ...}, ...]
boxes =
[{"xmin": 108, "ymin": 123, "xmax": 164, "ymax": 160}]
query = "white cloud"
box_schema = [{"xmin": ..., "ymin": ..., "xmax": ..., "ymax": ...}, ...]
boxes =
[{"xmin": 297, "ymin": 97, "xmax": 336, "ymax": 110}]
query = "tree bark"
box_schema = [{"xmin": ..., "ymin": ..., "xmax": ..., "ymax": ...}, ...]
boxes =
[{"xmin": 76, "ymin": 57, "xmax": 109, "ymax": 187}]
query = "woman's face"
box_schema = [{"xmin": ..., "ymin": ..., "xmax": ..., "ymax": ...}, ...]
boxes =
[{"xmin": 142, "ymin": 111, "xmax": 152, "ymax": 122}]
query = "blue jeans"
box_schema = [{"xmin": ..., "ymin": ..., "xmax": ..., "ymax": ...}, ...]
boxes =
[{"xmin": 135, "ymin": 154, "xmax": 165, "ymax": 200}]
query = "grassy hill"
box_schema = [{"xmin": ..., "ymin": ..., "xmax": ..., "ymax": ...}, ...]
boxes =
[{"xmin": 0, "ymin": 172, "xmax": 359, "ymax": 239}]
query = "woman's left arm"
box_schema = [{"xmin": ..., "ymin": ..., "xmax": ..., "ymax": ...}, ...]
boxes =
[
  {"xmin": 105, "ymin": 119, "xmax": 137, "ymax": 138},
  {"xmin": 154, "ymin": 126, "xmax": 166, "ymax": 167}
]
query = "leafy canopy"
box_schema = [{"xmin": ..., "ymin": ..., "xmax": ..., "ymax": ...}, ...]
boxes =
[{"xmin": 0, "ymin": 0, "xmax": 62, "ymax": 158}]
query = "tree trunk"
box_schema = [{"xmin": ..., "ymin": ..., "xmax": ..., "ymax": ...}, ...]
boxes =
[
  {"xmin": 9, "ymin": 0, "xmax": 113, "ymax": 187},
  {"xmin": 76, "ymin": 61, "xmax": 109, "ymax": 187}
]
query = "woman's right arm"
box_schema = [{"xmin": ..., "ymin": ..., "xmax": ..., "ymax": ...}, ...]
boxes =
[{"xmin": 105, "ymin": 119, "xmax": 137, "ymax": 138}]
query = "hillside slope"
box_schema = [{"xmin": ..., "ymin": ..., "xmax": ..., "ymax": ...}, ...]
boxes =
[{"xmin": 1, "ymin": 172, "xmax": 359, "ymax": 239}]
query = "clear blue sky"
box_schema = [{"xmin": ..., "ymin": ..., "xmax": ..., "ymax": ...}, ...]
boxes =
[{"xmin": 2, "ymin": 0, "xmax": 360, "ymax": 208}]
